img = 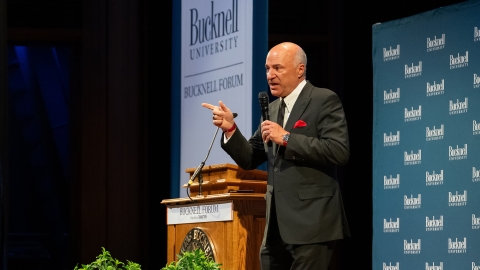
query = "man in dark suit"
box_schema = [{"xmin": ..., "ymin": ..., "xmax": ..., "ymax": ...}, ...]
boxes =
[{"xmin": 202, "ymin": 42, "xmax": 350, "ymax": 270}]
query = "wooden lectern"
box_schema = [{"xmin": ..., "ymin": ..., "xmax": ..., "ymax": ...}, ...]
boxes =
[{"xmin": 161, "ymin": 163, "xmax": 267, "ymax": 270}]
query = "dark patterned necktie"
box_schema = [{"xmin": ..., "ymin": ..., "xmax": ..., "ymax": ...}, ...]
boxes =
[
  {"xmin": 276, "ymin": 99, "xmax": 286, "ymax": 155},
  {"xmin": 277, "ymin": 99, "xmax": 286, "ymax": 127}
]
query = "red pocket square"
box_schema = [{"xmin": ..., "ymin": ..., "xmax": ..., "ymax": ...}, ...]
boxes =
[{"xmin": 293, "ymin": 120, "xmax": 307, "ymax": 128}]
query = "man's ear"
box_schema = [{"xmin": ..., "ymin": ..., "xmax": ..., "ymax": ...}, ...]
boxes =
[{"xmin": 297, "ymin": 64, "xmax": 305, "ymax": 78}]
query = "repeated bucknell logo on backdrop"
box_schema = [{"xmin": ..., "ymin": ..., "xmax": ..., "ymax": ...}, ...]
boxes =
[
  {"xmin": 382, "ymin": 262, "xmax": 399, "ymax": 270},
  {"xmin": 384, "ymin": 174, "xmax": 400, "ymax": 189},
  {"xmin": 449, "ymin": 98, "xmax": 468, "ymax": 115},
  {"xmin": 472, "ymin": 214, "xmax": 480, "ymax": 229},
  {"xmin": 448, "ymin": 144, "xmax": 467, "ymax": 161},
  {"xmin": 427, "ymin": 34, "xmax": 445, "ymax": 52},
  {"xmin": 405, "ymin": 61, "xmax": 422, "ymax": 78},
  {"xmin": 426, "ymin": 170, "xmax": 443, "ymax": 186},
  {"xmin": 384, "ymin": 88, "xmax": 400, "ymax": 104},
  {"xmin": 383, "ymin": 218, "xmax": 400, "ymax": 233},
  {"xmin": 426, "ymin": 79, "xmax": 445, "ymax": 96},
  {"xmin": 473, "ymin": 119, "xmax": 480, "ymax": 135},
  {"xmin": 404, "ymin": 150, "xmax": 421, "ymax": 165},
  {"xmin": 426, "ymin": 124, "xmax": 444, "ymax": 141},
  {"xmin": 447, "ymin": 237, "xmax": 467, "ymax": 253},
  {"xmin": 448, "ymin": 190, "xmax": 467, "ymax": 206},
  {"xmin": 404, "ymin": 106, "xmax": 421, "ymax": 122},
  {"xmin": 383, "ymin": 45, "xmax": 400, "ymax": 61},
  {"xmin": 384, "ymin": 131, "xmax": 400, "ymax": 146},
  {"xmin": 403, "ymin": 239, "xmax": 421, "ymax": 254},
  {"xmin": 425, "ymin": 262, "xmax": 443, "ymax": 270},
  {"xmin": 473, "ymin": 166, "xmax": 480, "ymax": 182},
  {"xmin": 425, "ymin": 215, "xmax": 443, "ymax": 231},
  {"xmin": 373, "ymin": 2, "xmax": 480, "ymax": 268},
  {"xmin": 450, "ymin": 51, "xmax": 469, "ymax": 69},
  {"xmin": 404, "ymin": 194, "xmax": 421, "ymax": 209},
  {"xmin": 473, "ymin": 73, "xmax": 480, "ymax": 88}
]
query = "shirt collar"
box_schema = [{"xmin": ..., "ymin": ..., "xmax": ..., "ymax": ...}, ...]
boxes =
[{"xmin": 282, "ymin": 80, "xmax": 306, "ymax": 114}]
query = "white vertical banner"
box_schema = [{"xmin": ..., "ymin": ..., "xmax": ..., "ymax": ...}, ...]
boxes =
[{"xmin": 180, "ymin": 0, "xmax": 253, "ymax": 197}]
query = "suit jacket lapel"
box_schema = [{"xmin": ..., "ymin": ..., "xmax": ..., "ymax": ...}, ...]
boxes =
[
  {"xmin": 284, "ymin": 81, "xmax": 313, "ymax": 132},
  {"xmin": 272, "ymin": 81, "xmax": 314, "ymax": 159}
]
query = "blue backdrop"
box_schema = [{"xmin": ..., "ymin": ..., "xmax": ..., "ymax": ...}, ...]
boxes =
[{"xmin": 372, "ymin": 1, "xmax": 480, "ymax": 269}]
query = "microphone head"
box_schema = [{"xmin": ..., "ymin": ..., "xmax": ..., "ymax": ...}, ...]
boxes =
[
  {"xmin": 258, "ymin": 91, "xmax": 268, "ymax": 101},
  {"xmin": 258, "ymin": 91, "xmax": 269, "ymax": 107},
  {"xmin": 233, "ymin": 113, "xmax": 238, "ymax": 118}
]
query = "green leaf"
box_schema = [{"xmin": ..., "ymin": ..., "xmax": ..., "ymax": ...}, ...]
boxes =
[
  {"xmin": 73, "ymin": 247, "xmax": 141, "ymax": 270},
  {"xmin": 160, "ymin": 248, "xmax": 223, "ymax": 270}
]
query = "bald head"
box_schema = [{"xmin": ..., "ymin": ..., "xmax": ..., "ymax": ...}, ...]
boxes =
[
  {"xmin": 271, "ymin": 42, "xmax": 307, "ymax": 70},
  {"xmin": 265, "ymin": 42, "xmax": 307, "ymax": 98}
]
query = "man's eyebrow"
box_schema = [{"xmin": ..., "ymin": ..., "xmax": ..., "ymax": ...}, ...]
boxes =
[{"xmin": 268, "ymin": 64, "xmax": 281, "ymax": 68}]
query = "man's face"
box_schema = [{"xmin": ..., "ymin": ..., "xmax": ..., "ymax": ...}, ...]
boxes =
[{"xmin": 265, "ymin": 46, "xmax": 302, "ymax": 98}]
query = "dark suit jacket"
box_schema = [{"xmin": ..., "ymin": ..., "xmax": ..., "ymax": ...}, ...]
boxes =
[{"xmin": 221, "ymin": 81, "xmax": 350, "ymax": 245}]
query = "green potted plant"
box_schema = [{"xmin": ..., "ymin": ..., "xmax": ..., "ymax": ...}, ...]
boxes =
[
  {"xmin": 161, "ymin": 248, "xmax": 222, "ymax": 270},
  {"xmin": 73, "ymin": 247, "xmax": 141, "ymax": 270}
]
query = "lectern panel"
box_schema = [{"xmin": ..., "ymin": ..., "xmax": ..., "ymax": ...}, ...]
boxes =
[{"xmin": 162, "ymin": 164, "xmax": 267, "ymax": 270}]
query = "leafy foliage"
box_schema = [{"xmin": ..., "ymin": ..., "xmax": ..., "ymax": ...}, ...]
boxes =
[
  {"xmin": 161, "ymin": 248, "xmax": 222, "ymax": 270},
  {"xmin": 73, "ymin": 247, "xmax": 141, "ymax": 270}
]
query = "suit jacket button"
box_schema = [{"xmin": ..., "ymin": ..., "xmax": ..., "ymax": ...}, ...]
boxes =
[{"xmin": 274, "ymin": 167, "xmax": 278, "ymax": 172}]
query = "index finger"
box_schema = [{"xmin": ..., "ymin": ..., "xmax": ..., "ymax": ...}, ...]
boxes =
[
  {"xmin": 201, "ymin": 103, "xmax": 216, "ymax": 111},
  {"xmin": 218, "ymin": 101, "xmax": 230, "ymax": 113}
]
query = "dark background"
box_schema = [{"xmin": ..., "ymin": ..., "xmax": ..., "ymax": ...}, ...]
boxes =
[{"xmin": 1, "ymin": 0, "xmax": 467, "ymax": 269}]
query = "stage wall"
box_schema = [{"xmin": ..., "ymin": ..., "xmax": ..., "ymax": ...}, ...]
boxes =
[{"xmin": 372, "ymin": 1, "xmax": 480, "ymax": 269}]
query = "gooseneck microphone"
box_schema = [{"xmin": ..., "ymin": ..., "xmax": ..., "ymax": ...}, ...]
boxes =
[{"xmin": 187, "ymin": 112, "xmax": 238, "ymax": 189}]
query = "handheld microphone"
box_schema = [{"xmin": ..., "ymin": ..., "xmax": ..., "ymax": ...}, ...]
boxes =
[
  {"xmin": 187, "ymin": 112, "xmax": 238, "ymax": 187},
  {"xmin": 258, "ymin": 92, "xmax": 271, "ymax": 151},
  {"xmin": 258, "ymin": 92, "xmax": 270, "ymax": 121}
]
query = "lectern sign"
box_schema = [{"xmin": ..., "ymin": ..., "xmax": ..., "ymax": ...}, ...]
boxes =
[{"xmin": 167, "ymin": 201, "xmax": 233, "ymax": 225}]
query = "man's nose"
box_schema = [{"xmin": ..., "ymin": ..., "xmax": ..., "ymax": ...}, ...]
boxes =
[{"xmin": 267, "ymin": 71, "xmax": 275, "ymax": 80}]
